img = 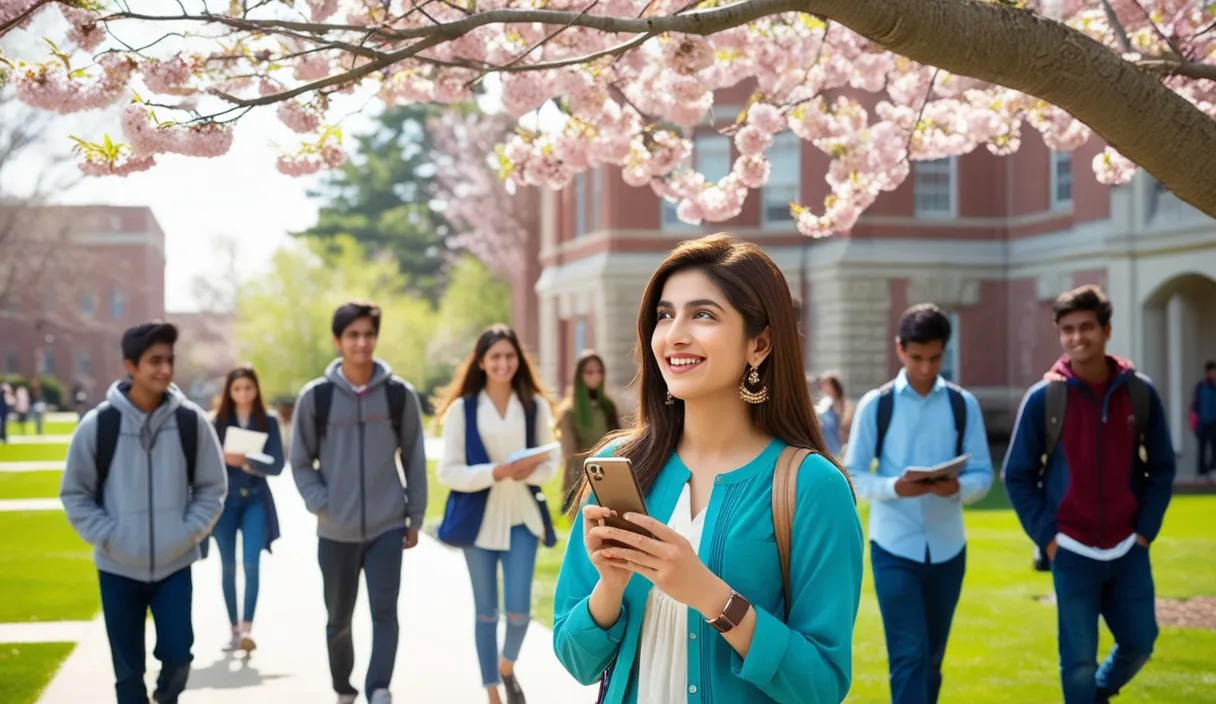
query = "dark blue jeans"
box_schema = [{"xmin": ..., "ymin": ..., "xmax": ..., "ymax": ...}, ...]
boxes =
[
  {"xmin": 871, "ymin": 542, "xmax": 967, "ymax": 704},
  {"xmin": 212, "ymin": 492, "xmax": 267, "ymax": 626},
  {"xmin": 1198, "ymin": 422, "xmax": 1216, "ymax": 477},
  {"xmin": 318, "ymin": 526, "xmax": 404, "ymax": 698},
  {"xmin": 1051, "ymin": 544, "xmax": 1158, "ymax": 703},
  {"xmin": 98, "ymin": 567, "xmax": 193, "ymax": 704},
  {"xmin": 463, "ymin": 524, "xmax": 539, "ymax": 687}
]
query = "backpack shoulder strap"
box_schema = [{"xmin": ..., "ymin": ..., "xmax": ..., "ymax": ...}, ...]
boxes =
[
  {"xmin": 95, "ymin": 404, "xmax": 122, "ymax": 500},
  {"xmin": 945, "ymin": 384, "xmax": 967, "ymax": 457},
  {"xmin": 873, "ymin": 382, "xmax": 896, "ymax": 462},
  {"xmin": 525, "ymin": 396, "xmax": 538, "ymax": 449},
  {"xmin": 1042, "ymin": 380, "xmax": 1068, "ymax": 475},
  {"xmin": 313, "ymin": 381, "xmax": 334, "ymax": 448},
  {"xmin": 386, "ymin": 378, "xmax": 406, "ymax": 439},
  {"xmin": 175, "ymin": 406, "xmax": 199, "ymax": 485},
  {"xmin": 772, "ymin": 445, "xmax": 811, "ymax": 621},
  {"xmin": 1127, "ymin": 373, "xmax": 1151, "ymax": 452}
]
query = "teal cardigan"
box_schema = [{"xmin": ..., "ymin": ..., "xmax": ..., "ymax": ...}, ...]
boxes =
[{"xmin": 552, "ymin": 438, "xmax": 864, "ymax": 703}]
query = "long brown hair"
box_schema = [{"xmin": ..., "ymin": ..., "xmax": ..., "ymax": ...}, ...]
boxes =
[
  {"xmin": 571, "ymin": 234, "xmax": 852, "ymax": 516},
  {"xmin": 213, "ymin": 365, "xmax": 269, "ymax": 432},
  {"xmin": 433, "ymin": 323, "xmax": 554, "ymax": 420},
  {"xmin": 561, "ymin": 350, "xmax": 621, "ymax": 438}
]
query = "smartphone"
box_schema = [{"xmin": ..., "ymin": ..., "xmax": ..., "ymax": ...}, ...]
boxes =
[{"xmin": 583, "ymin": 456, "xmax": 655, "ymax": 547}]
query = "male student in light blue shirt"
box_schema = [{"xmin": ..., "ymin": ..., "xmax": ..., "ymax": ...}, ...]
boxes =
[{"xmin": 844, "ymin": 303, "xmax": 993, "ymax": 704}]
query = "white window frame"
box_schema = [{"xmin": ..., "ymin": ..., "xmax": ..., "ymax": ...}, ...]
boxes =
[
  {"xmin": 80, "ymin": 292, "xmax": 96, "ymax": 318},
  {"xmin": 762, "ymin": 131, "xmax": 800, "ymax": 229},
  {"xmin": 3, "ymin": 349, "xmax": 18, "ymax": 375},
  {"xmin": 75, "ymin": 348, "xmax": 91, "ymax": 378},
  {"xmin": 913, "ymin": 156, "xmax": 957, "ymax": 218},
  {"xmin": 1050, "ymin": 150, "xmax": 1073, "ymax": 208},
  {"xmin": 573, "ymin": 318, "xmax": 586, "ymax": 362},
  {"xmin": 661, "ymin": 133, "xmax": 731, "ymax": 230},
  {"xmin": 940, "ymin": 310, "xmax": 961, "ymax": 384},
  {"xmin": 589, "ymin": 167, "xmax": 602, "ymax": 235},
  {"xmin": 110, "ymin": 288, "xmax": 126, "ymax": 320},
  {"xmin": 574, "ymin": 173, "xmax": 586, "ymax": 239}
]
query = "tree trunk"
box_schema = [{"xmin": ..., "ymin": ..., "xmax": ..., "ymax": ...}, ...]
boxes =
[{"xmin": 803, "ymin": 0, "xmax": 1216, "ymax": 218}]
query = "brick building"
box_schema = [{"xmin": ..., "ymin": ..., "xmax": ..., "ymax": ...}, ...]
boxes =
[
  {"xmin": 0, "ymin": 204, "xmax": 166, "ymax": 406},
  {"xmin": 528, "ymin": 89, "xmax": 1216, "ymax": 481}
]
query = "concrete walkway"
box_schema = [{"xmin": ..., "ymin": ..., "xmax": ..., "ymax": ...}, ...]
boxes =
[
  {"xmin": 0, "ymin": 461, "xmax": 64, "ymax": 472},
  {"xmin": 4, "ymin": 434, "xmax": 74, "ymax": 445},
  {"xmin": 0, "ymin": 620, "xmax": 94, "ymax": 644},
  {"xmin": 0, "ymin": 498, "xmax": 62, "ymax": 512},
  {"xmin": 36, "ymin": 472, "xmax": 597, "ymax": 703}
]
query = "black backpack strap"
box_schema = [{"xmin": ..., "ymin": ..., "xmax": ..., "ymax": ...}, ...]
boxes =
[
  {"xmin": 1042, "ymin": 380, "xmax": 1068, "ymax": 476},
  {"xmin": 1127, "ymin": 373, "xmax": 1151, "ymax": 459},
  {"xmin": 386, "ymin": 378, "xmax": 406, "ymax": 439},
  {"xmin": 873, "ymin": 382, "xmax": 896, "ymax": 462},
  {"xmin": 313, "ymin": 381, "xmax": 334, "ymax": 449},
  {"xmin": 525, "ymin": 396, "xmax": 537, "ymax": 448},
  {"xmin": 94, "ymin": 404, "xmax": 121, "ymax": 501},
  {"xmin": 175, "ymin": 406, "xmax": 198, "ymax": 485},
  {"xmin": 945, "ymin": 384, "xmax": 967, "ymax": 457}
]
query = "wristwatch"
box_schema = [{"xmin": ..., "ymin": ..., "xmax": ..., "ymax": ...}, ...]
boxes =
[{"xmin": 705, "ymin": 590, "xmax": 751, "ymax": 633}]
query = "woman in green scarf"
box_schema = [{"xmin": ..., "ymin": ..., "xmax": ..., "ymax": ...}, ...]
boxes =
[{"xmin": 556, "ymin": 351, "xmax": 621, "ymax": 510}]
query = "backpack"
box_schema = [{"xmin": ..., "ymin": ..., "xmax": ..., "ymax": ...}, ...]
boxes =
[
  {"xmin": 1040, "ymin": 374, "xmax": 1151, "ymax": 475},
  {"xmin": 874, "ymin": 381, "xmax": 968, "ymax": 462},
  {"xmin": 311, "ymin": 378, "xmax": 408, "ymax": 451},
  {"xmin": 94, "ymin": 403, "xmax": 199, "ymax": 503}
]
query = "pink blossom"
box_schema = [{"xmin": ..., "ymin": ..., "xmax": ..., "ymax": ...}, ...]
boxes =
[
  {"xmin": 675, "ymin": 199, "xmax": 704, "ymax": 224},
  {"xmin": 747, "ymin": 103, "xmax": 786, "ymax": 135},
  {"xmin": 14, "ymin": 54, "xmax": 134, "ymax": 115},
  {"xmin": 663, "ymin": 35, "xmax": 715, "ymax": 75},
  {"xmin": 1092, "ymin": 148, "xmax": 1137, "ymax": 185},
  {"xmin": 60, "ymin": 5, "xmax": 105, "ymax": 52},
  {"xmin": 277, "ymin": 101, "xmax": 323, "ymax": 133},
  {"xmin": 501, "ymin": 72, "xmax": 550, "ymax": 116},
  {"xmin": 294, "ymin": 54, "xmax": 331, "ymax": 82},
  {"xmin": 734, "ymin": 125, "xmax": 772, "ymax": 156},
  {"xmin": 121, "ymin": 104, "xmax": 233, "ymax": 159},
  {"xmin": 78, "ymin": 152, "xmax": 156, "ymax": 178},
  {"xmin": 733, "ymin": 154, "xmax": 771, "ymax": 189},
  {"xmin": 141, "ymin": 56, "xmax": 194, "ymax": 95},
  {"xmin": 305, "ymin": 0, "xmax": 339, "ymax": 22}
]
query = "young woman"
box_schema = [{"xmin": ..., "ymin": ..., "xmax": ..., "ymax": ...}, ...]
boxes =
[
  {"xmin": 556, "ymin": 350, "xmax": 621, "ymax": 510},
  {"xmin": 552, "ymin": 234, "xmax": 865, "ymax": 704},
  {"xmin": 434, "ymin": 324, "xmax": 560, "ymax": 704},
  {"xmin": 814, "ymin": 371, "xmax": 854, "ymax": 459},
  {"xmin": 210, "ymin": 365, "xmax": 285, "ymax": 654}
]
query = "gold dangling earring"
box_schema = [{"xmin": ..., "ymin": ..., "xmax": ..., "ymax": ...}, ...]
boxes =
[
  {"xmin": 739, "ymin": 363, "xmax": 769, "ymax": 404},
  {"xmin": 665, "ymin": 390, "xmax": 674, "ymax": 405}
]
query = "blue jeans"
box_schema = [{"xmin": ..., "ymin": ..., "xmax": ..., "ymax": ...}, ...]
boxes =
[
  {"xmin": 318, "ymin": 526, "xmax": 405, "ymax": 698},
  {"xmin": 212, "ymin": 492, "xmax": 267, "ymax": 626},
  {"xmin": 871, "ymin": 542, "xmax": 967, "ymax": 704},
  {"xmin": 98, "ymin": 567, "xmax": 193, "ymax": 704},
  {"xmin": 1052, "ymin": 544, "xmax": 1158, "ymax": 703},
  {"xmin": 463, "ymin": 524, "xmax": 539, "ymax": 687}
]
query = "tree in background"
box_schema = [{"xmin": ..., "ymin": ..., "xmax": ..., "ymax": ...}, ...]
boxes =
[
  {"xmin": 293, "ymin": 105, "xmax": 452, "ymax": 302},
  {"xmin": 1, "ymin": 1, "xmax": 1213, "ymax": 231}
]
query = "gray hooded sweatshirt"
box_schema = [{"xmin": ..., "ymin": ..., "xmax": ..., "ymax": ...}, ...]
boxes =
[
  {"xmin": 289, "ymin": 358, "xmax": 428, "ymax": 543},
  {"xmin": 59, "ymin": 381, "xmax": 227, "ymax": 583}
]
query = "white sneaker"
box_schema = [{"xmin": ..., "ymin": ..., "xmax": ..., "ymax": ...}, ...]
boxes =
[
  {"xmin": 336, "ymin": 695, "xmax": 356, "ymax": 704},
  {"xmin": 369, "ymin": 690, "xmax": 392, "ymax": 704}
]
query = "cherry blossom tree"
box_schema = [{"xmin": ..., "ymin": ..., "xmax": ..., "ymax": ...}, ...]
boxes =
[{"xmin": 1, "ymin": 0, "xmax": 1213, "ymax": 236}]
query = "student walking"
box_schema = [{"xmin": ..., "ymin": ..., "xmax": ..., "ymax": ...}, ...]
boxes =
[
  {"xmin": 1003, "ymin": 285, "xmax": 1175, "ymax": 704},
  {"xmin": 289, "ymin": 301, "xmax": 429, "ymax": 704},
  {"xmin": 434, "ymin": 324, "xmax": 560, "ymax": 704},
  {"xmin": 814, "ymin": 371, "xmax": 853, "ymax": 458},
  {"xmin": 209, "ymin": 365, "xmax": 285, "ymax": 654},
  {"xmin": 59, "ymin": 322, "xmax": 227, "ymax": 704},
  {"xmin": 842, "ymin": 303, "xmax": 993, "ymax": 704},
  {"xmin": 556, "ymin": 350, "xmax": 621, "ymax": 510},
  {"xmin": 1191, "ymin": 360, "xmax": 1216, "ymax": 481},
  {"xmin": 553, "ymin": 234, "xmax": 864, "ymax": 704}
]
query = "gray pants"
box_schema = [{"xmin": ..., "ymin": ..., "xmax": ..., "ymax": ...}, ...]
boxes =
[{"xmin": 318, "ymin": 527, "xmax": 405, "ymax": 698}]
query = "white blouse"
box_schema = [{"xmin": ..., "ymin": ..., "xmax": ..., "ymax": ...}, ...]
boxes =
[
  {"xmin": 436, "ymin": 391, "xmax": 558, "ymax": 551},
  {"xmin": 637, "ymin": 483, "xmax": 706, "ymax": 704}
]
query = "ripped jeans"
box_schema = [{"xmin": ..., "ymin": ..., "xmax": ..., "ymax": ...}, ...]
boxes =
[{"xmin": 462, "ymin": 524, "xmax": 539, "ymax": 687}]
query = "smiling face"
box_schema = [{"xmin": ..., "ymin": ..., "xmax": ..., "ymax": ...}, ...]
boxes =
[
  {"xmin": 480, "ymin": 338, "xmax": 520, "ymax": 387},
  {"xmin": 124, "ymin": 342, "xmax": 174, "ymax": 396},
  {"xmin": 334, "ymin": 315, "xmax": 377, "ymax": 365},
  {"xmin": 650, "ymin": 268, "xmax": 768, "ymax": 404},
  {"xmin": 1057, "ymin": 309, "xmax": 1109, "ymax": 366}
]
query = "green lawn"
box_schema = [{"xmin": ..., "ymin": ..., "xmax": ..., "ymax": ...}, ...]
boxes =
[
  {"xmin": 4, "ymin": 421, "xmax": 78, "ymax": 436},
  {"xmin": 0, "ymin": 511, "xmax": 99, "ymax": 623},
  {"xmin": 0, "ymin": 642, "xmax": 75, "ymax": 704},
  {"xmin": 0, "ymin": 444, "xmax": 69, "ymax": 463},
  {"xmin": 0, "ymin": 472, "xmax": 63, "ymax": 500}
]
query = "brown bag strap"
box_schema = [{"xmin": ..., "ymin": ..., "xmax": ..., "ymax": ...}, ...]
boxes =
[{"xmin": 772, "ymin": 445, "xmax": 812, "ymax": 619}]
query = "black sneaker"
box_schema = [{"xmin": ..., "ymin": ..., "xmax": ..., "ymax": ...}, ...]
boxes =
[{"xmin": 503, "ymin": 673, "xmax": 526, "ymax": 704}]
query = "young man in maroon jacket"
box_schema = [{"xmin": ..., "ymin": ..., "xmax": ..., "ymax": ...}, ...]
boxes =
[{"xmin": 1003, "ymin": 285, "xmax": 1175, "ymax": 703}]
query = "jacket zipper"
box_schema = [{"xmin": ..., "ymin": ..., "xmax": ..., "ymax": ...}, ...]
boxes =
[
  {"xmin": 1096, "ymin": 395, "xmax": 1105, "ymax": 549},
  {"xmin": 148, "ymin": 445, "xmax": 155, "ymax": 581},
  {"xmin": 358, "ymin": 393, "xmax": 366, "ymax": 542}
]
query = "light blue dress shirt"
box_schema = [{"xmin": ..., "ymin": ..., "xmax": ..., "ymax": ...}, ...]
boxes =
[{"xmin": 842, "ymin": 369, "xmax": 993, "ymax": 564}]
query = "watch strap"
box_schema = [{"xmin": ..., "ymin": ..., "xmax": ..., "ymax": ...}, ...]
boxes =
[{"xmin": 706, "ymin": 590, "xmax": 750, "ymax": 633}]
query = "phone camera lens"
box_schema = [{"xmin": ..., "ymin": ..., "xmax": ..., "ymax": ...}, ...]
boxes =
[{"xmin": 589, "ymin": 465, "xmax": 603, "ymax": 481}]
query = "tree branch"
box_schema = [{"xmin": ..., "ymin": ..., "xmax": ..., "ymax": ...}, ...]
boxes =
[{"xmin": 1137, "ymin": 57, "xmax": 1216, "ymax": 81}]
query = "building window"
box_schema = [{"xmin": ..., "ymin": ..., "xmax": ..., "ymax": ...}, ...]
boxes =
[
  {"xmin": 589, "ymin": 167, "xmax": 602, "ymax": 235},
  {"xmin": 3, "ymin": 349, "xmax": 18, "ymax": 374},
  {"xmin": 1, "ymin": 295, "xmax": 18, "ymax": 316},
  {"xmin": 763, "ymin": 131, "xmax": 800, "ymax": 227},
  {"xmin": 42, "ymin": 291, "xmax": 57, "ymax": 312},
  {"xmin": 38, "ymin": 347, "xmax": 54, "ymax": 376},
  {"xmin": 1050, "ymin": 150, "xmax": 1072, "ymax": 207},
  {"xmin": 573, "ymin": 318, "xmax": 586, "ymax": 361},
  {"xmin": 913, "ymin": 157, "xmax": 956, "ymax": 217},
  {"xmin": 662, "ymin": 133, "xmax": 731, "ymax": 229},
  {"xmin": 75, "ymin": 348, "xmax": 91, "ymax": 378},
  {"xmin": 110, "ymin": 288, "xmax": 126, "ymax": 320},
  {"xmin": 80, "ymin": 292, "xmax": 96, "ymax": 318},
  {"xmin": 574, "ymin": 173, "xmax": 586, "ymax": 239},
  {"xmin": 941, "ymin": 310, "xmax": 961, "ymax": 383}
]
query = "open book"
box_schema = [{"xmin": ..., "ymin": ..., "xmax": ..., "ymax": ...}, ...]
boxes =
[
  {"xmin": 902, "ymin": 454, "xmax": 969, "ymax": 483},
  {"xmin": 506, "ymin": 442, "xmax": 562, "ymax": 464}
]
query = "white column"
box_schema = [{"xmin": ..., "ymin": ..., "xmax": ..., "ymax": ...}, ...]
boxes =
[{"xmin": 1167, "ymin": 295, "xmax": 1185, "ymax": 453}]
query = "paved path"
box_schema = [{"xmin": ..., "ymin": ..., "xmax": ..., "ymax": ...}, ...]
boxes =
[
  {"xmin": 0, "ymin": 620, "xmax": 94, "ymax": 644},
  {"xmin": 0, "ymin": 461, "xmax": 64, "ymax": 473},
  {"xmin": 37, "ymin": 471, "xmax": 597, "ymax": 703},
  {"xmin": 4, "ymin": 434, "xmax": 74, "ymax": 445},
  {"xmin": 0, "ymin": 498, "xmax": 62, "ymax": 512}
]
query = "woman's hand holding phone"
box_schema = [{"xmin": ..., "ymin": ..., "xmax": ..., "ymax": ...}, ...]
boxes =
[{"xmin": 582, "ymin": 504, "xmax": 633, "ymax": 592}]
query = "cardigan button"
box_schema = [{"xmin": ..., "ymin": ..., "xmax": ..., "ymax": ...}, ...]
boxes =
[
  {"xmin": 688, "ymin": 685, "xmax": 698, "ymax": 694},
  {"xmin": 689, "ymin": 631, "xmax": 696, "ymax": 640},
  {"xmin": 714, "ymin": 476, "xmax": 722, "ymax": 484}
]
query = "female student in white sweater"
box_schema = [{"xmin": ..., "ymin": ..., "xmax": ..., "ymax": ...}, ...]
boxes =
[{"xmin": 434, "ymin": 324, "xmax": 560, "ymax": 704}]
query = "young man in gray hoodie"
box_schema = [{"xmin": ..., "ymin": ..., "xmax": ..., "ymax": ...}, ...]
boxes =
[
  {"xmin": 59, "ymin": 322, "xmax": 227, "ymax": 704},
  {"xmin": 290, "ymin": 301, "xmax": 428, "ymax": 704}
]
